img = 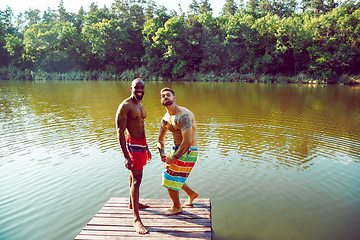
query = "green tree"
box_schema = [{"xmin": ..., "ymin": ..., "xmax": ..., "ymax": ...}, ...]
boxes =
[
  {"xmin": 86, "ymin": 2, "xmax": 113, "ymax": 24},
  {"xmin": 197, "ymin": 13, "xmax": 225, "ymax": 72},
  {"xmin": 155, "ymin": 4, "xmax": 169, "ymax": 17},
  {"xmin": 111, "ymin": 0, "xmax": 130, "ymax": 18},
  {"xmin": 4, "ymin": 34, "xmax": 28, "ymax": 68},
  {"xmin": 129, "ymin": 0, "xmax": 146, "ymax": 26},
  {"xmin": 21, "ymin": 21, "xmax": 72, "ymax": 71},
  {"xmin": 244, "ymin": 0, "xmax": 265, "ymax": 18},
  {"xmin": 57, "ymin": 24, "xmax": 87, "ymax": 70},
  {"xmin": 199, "ymin": 0, "xmax": 213, "ymax": 14},
  {"xmin": 42, "ymin": 7, "xmax": 59, "ymax": 23},
  {"xmin": 307, "ymin": 5, "xmax": 360, "ymax": 80},
  {"xmin": 301, "ymin": 0, "xmax": 339, "ymax": 15},
  {"xmin": 0, "ymin": 24, "xmax": 9, "ymax": 67},
  {"xmin": 259, "ymin": 0, "xmax": 272, "ymax": 13},
  {"xmin": 24, "ymin": 8, "xmax": 41, "ymax": 28},
  {"xmin": 143, "ymin": 16, "xmax": 202, "ymax": 79},
  {"xmin": 111, "ymin": 0, "xmax": 145, "ymax": 25},
  {"xmin": 80, "ymin": 18, "xmax": 144, "ymax": 72},
  {"xmin": 58, "ymin": 0, "xmax": 72, "ymax": 22},
  {"xmin": 275, "ymin": 14, "xmax": 312, "ymax": 74},
  {"xmin": 0, "ymin": 6, "xmax": 15, "ymax": 67},
  {"xmin": 237, "ymin": 13, "xmax": 280, "ymax": 74},
  {"xmin": 142, "ymin": 13, "xmax": 174, "ymax": 76},
  {"xmin": 0, "ymin": 6, "xmax": 15, "ymax": 33},
  {"xmin": 301, "ymin": 0, "xmax": 312, "ymax": 13},
  {"xmin": 271, "ymin": 0, "xmax": 298, "ymax": 18},
  {"xmin": 222, "ymin": 0, "xmax": 238, "ymax": 16},
  {"xmin": 73, "ymin": 7, "xmax": 86, "ymax": 32},
  {"xmin": 189, "ymin": 0, "xmax": 200, "ymax": 15},
  {"xmin": 225, "ymin": 13, "xmax": 254, "ymax": 72},
  {"xmin": 145, "ymin": 0, "xmax": 157, "ymax": 20}
]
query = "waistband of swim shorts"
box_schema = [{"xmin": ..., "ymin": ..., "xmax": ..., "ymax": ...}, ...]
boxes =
[
  {"xmin": 126, "ymin": 135, "xmax": 147, "ymax": 146},
  {"xmin": 172, "ymin": 146, "xmax": 198, "ymax": 151}
]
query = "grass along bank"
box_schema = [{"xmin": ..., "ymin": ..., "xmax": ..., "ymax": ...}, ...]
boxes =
[{"xmin": 0, "ymin": 66, "xmax": 359, "ymax": 85}]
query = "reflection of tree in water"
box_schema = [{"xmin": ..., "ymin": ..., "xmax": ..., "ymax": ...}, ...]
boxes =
[
  {"xmin": 198, "ymin": 122, "xmax": 316, "ymax": 170},
  {"xmin": 198, "ymin": 121, "xmax": 360, "ymax": 170},
  {"xmin": 3, "ymin": 81, "xmax": 359, "ymax": 169},
  {"xmin": 192, "ymin": 83, "xmax": 360, "ymax": 170}
]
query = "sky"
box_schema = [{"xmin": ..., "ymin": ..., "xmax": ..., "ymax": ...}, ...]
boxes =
[{"xmin": 1, "ymin": 0, "xmax": 226, "ymax": 18}]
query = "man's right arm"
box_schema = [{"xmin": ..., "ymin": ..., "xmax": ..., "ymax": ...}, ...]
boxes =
[
  {"xmin": 157, "ymin": 119, "xmax": 168, "ymax": 162},
  {"xmin": 115, "ymin": 103, "xmax": 132, "ymax": 169}
]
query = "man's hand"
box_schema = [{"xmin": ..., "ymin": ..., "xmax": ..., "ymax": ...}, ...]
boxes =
[
  {"xmin": 160, "ymin": 154, "xmax": 167, "ymax": 162},
  {"xmin": 124, "ymin": 156, "xmax": 132, "ymax": 170},
  {"xmin": 166, "ymin": 156, "xmax": 177, "ymax": 165},
  {"xmin": 147, "ymin": 150, "xmax": 152, "ymax": 162}
]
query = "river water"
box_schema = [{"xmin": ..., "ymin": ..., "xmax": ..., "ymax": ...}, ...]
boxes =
[{"xmin": 1, "ymin": 80, "xmax": 359, "ymax": 240}]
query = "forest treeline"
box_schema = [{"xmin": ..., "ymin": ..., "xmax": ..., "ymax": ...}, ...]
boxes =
[{"xmin": 0, "ymin": 0, "xmax": 359, "ymax": 83}]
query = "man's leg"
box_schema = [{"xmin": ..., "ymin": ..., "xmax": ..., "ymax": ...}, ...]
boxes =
[
  {"xmin": 130, "ymin": 170, "xmax": 148, "ymax": 234},
  {"xmin": 162, "ymin": 188, "xmax": 182, "ymax": 215},
  {"xmin": 128, "ymin": 174, "xmax": 149, "ymax": 209},
  {"xmin": 182, "ymin": 183, "xmax": 199, "ymax": 206},
  {"xmin": 128, "ymin": 173, "xmax": 132, "ymax": 207}
]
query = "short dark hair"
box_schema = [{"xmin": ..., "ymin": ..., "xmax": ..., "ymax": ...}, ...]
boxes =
[
  {"xmin": 132, "ymin": 78, "xmax": 144, "ymax": 87},
  {"xmin": 160, "ymin": 88, "xmax": 175, "ymax": 96}
]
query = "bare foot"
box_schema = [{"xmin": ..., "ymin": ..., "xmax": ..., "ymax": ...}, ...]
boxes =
[
  {"xmin": 129, "ymin": 202, "xmax": 150, "ymax": 209},
  {"xmin": 185, "ymin": 192, "xmax": 199, "ymax": 206},
  {"xmin": 134, "ymin": 220, "xmax": 148, "ymax": 234},
  {"xmin": 162, "ymin": 207, "xmax": 182, "ymax": 216}
]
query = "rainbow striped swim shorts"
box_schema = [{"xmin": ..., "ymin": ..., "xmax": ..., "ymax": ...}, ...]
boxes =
[{"xmin": 162, "ymin": 146, "xmax": 198, "ymax": 191}]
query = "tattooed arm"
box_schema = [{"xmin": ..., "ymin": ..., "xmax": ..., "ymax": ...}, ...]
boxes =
[
  {"xmin": 166, "ymin": 113, "xmax": 193, "ymax": 164},
  {"xmin": 157, "ymin": 119, "xmax": 168, "ymax": 162}
]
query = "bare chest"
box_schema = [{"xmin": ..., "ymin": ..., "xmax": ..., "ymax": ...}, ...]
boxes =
[
  {"xmin": 164, "ymin": 115, "xmax": 181, "ymax": 132},
  {"xmin": 129, "ymin": 105, "xmax": 146, "ymax": 120}
]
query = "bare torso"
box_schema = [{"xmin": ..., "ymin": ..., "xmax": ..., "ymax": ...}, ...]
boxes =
[
  {"xmin": 117, "ymin": 97, "xmax": 147, "ymax": 138},
  {"xmin": 163, "ymin": 106, "xmax": 197, "ymax": 146}
]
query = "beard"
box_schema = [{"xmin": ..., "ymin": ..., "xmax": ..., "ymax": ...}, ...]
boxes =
[
  {"xmin": 134, "ymin": 92, "xmax": 144, "ymax": 101},
  {"xmin": 161, "ymin": 99, "xmax": 173, "ymax": 106}
]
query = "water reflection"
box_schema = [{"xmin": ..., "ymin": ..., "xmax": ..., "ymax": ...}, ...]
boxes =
[
  {"xmin": 1, "ymin": 81, "xmax": 359, "ymax": 168},
  {"xmin": 0, "ymin": 81, "xmax": 360, "ymax": 240},
  {"xmin": 180, "ymin": 83, "xmax": 360, "ymax": 170}
]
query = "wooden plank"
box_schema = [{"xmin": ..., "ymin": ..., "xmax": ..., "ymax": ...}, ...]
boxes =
[
  {"xmin": 98, "ymin": 208, "xmax": 211, "ymax": 216},
  {"xmin": 94, "ymin": 213, "xmax": 211, "ymax": 219},
  {"xmin": 76, "ymin": 231, "xmax": 211, "ymax": 239},
  {"xmin": 106, "ymin": 198, "xmax": 211, "ymax": 206},
  {"xmin": 87, "ymin": 217, "xmax": 211, "ymax": 227},
  {"xmin": 82, "ymin": 225, "xmax": 209, "ymax": 232},
  {"xmin": 102, "ymin": 197, "xmax": 211, "ymax": 208},
  {"xmin": 75, "ymin": 233, "xmax": 211, "ymax": 240},
  {"xmin": 75, "ymin": 198, "xmax": 211, "ymax": 239}
]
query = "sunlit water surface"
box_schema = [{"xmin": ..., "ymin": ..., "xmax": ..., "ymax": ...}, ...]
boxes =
[{"xmin": 1, "ymin": 80, "xmax": 360, "ymax": 240}]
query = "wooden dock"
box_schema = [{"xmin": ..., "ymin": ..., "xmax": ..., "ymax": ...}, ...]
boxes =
[{"xmin": 75, "ymin": 197, "xmax": 212, "ymax": 239}]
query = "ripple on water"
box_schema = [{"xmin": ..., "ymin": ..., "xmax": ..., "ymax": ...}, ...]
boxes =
[
  {"xmin": 197, "ymin": 119, "xmax": 359, "ymax": 170},
  {"xmin": 1, "ymin": 82, "xmax": 360, "ymax": 240}
]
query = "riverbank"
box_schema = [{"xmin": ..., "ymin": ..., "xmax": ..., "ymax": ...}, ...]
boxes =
[{"xmin": 1, "ymin": 66, "xmax": 359, "ymax": 85}]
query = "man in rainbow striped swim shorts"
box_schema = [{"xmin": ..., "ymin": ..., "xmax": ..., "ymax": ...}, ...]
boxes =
[{"xmin": 157, "ymin": 87, "xmax": 199, "ymax": 216}]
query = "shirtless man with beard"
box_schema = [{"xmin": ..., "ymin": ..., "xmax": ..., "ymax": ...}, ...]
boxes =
[{"xmin": 157, "ymin": 87, "xmax": 199, "ymax": 216}]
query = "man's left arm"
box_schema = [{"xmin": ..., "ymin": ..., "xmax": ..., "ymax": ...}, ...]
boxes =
[{"xmin": 167, "ymin": 113, "xmax": 192, "ymax": 164}]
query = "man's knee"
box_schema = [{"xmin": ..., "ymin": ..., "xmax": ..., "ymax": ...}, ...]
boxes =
[
  {"xmin": 132, "ymin": 177, "xmax": 142, "ymax": 187},
  {"xmin": 131, "ymin": 170, "xmax": 143, "ymax": 187}
]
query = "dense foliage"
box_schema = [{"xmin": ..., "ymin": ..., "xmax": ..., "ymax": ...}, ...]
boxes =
[{"xmin": 0, "ymin": 0, "xmax": 359, "ymax": 83}]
